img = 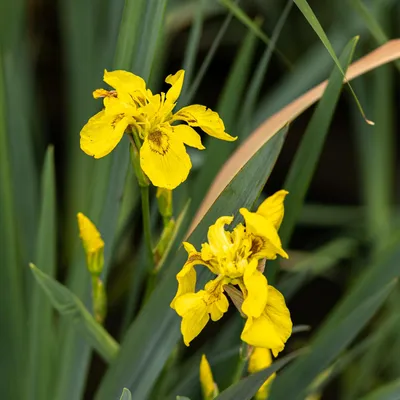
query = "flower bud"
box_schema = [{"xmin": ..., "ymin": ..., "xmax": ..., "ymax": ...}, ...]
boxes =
[{"xmin": 77, "ymin": 212, "xmax": 104, "ymax": 275}]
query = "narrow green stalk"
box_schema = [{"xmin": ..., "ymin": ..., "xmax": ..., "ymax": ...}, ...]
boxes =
[
  {"xmin": 231, "ymin": 341, "xmax": 249, "ymax": 384},
  {"xmin": 141, "ymin": 186, "xmax": 154, "ymax": 268}
]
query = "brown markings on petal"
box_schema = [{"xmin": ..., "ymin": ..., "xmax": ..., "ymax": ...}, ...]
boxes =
[
  {"xmin": 148, "ymin": 130, "xmax": 170, "ymax": 155},
  {"xmin": 250, "ymin": 236, "xmax": 265, "ymax": 255},
  {"xmin": 111, "ymin": 113, "xmax": 124, "ymax": 128}
]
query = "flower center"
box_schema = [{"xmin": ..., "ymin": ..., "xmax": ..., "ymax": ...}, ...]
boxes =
[{"xmin": 148, "ymin": 130, "xmax": 170, "ymax": 155}]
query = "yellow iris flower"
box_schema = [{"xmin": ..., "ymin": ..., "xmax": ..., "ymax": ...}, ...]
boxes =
[
  {"xmin": 80, "ymin": 69, "xmax": 236, "ymax": 189},
  {"xmin": 171, "ymin": 191, "xmax": 292, "ymax": 354}
]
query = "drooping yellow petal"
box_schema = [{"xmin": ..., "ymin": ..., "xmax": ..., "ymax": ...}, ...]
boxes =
[
  {"xmin": 77, "ymin": 212, "xmax": 104, "ymax": 274},
  {"xmin": 248, "ymin": 348, "xmax": 275, "ymax": 400},
  {"xmin": 240, "ymin": 208, "xmax": 288, "ymax": 260},
  {"xmin": 170, "ymin": 242, "xmax": 211, "ymax": 308},
  {"xmin": 173, "ymin": 105, "xmax": 237, "ymax": 142},
  {"xmin": 80, "ymin": 110, "xmax": 130, "ymax": 159},
  {"xmin": 200, "ymin": 354, "xmax": 218, "ymax": 400},
  {"xmin": 165, "ymin": 70, "xmax": 185, "ymax": 105},
  {"xmin": 103, "ymin": 69, "xmax": 147, "ymax": 104},
  {"xmin": 140, "ymin": 127, "xmax": 192, "ymax": 189},
  {"xmin": 242, "ymin": 259, "xmax": 268, "ymax": 319},
  {"xmin": 256, "ymin": 190, "xmax": 289, "ymax": 230},
  {"xmin": 174, "ymin": 292, "xmax": 210, "ymax": 346},
  {"xmin": 241, "ymin": 285, "xmax": 292, "ymax": 356},
  {"xmin": 173, "ymin": 124, "xmax": 205, "ymax": 150}
]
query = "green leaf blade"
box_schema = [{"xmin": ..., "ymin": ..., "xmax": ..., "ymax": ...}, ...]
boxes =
[
  {"xmin": 29, "ymin": 264, "xmax": 119, "ymax": 363},
  {"xmin": 28, "ymin": 147, "xmax": 57, "ymax": 400}
]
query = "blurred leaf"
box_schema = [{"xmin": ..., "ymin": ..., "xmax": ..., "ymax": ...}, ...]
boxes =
[
  {"xmin": 134, "ymin": 0, "xmax": 168, "ymax": 78},
  {"xmin": 192, "ymin": 18, "xmax": 259, "ymax": 208},
  {"xmin": 183, "ymin": 2, "xmax": 234, "ymax": 105},
  {"xmin": 0, "ymin": 54, "xmax": 25, "ymax": 399},
  {"xmin": 215, "ymin": 350, "xmax": 303, "ymax": 400},
  {"xmin": 28, "ymin": 147, "xmax": 57, "ymax": 400},
  {"xmin": 268, "ymin": 281, "xmax": 396, "ymax": 400},
  {"xmin": 5, "ymin": 46, "xmax": 39, "ymax": 270},
  {"xmin": 239, "ymin": 0, "xmax": 293, "ymax": 138},
  {"xmin": 0, "ymin": 0, "xmax": 23, "ymax": 50},
  {"xmin": 351, "ymin": 0, "xmax": 388, "ymax": 44},
  {"xmin": 29, "ymin": 264, "xmax": 119, "ymax": 363},
  {"xmin": 359, "ymin": 380, "xmax": 400, "ymax": 400},
  {"xmin": 293, "ymin": 0, "xmax": 373, "ymax": 124},
  {"xmin": 176, "ymin": 397, "xmax": 192, "ymax": 400},
  {"xmin": 119, "ymin": 388, "xmax": 132, "ymax": 400},
  {"xmin": 278, "ymin": 37, "xmax": 358, "ymax": 247},
  {"xmin": 95, "ymin": 127, "xmax": 288, "ymax": 400},
  {"xmin": 181, "ymin": 0, "xmax": 207, "ymax": 93},
  {"xmin": 114, "ymin": 0, "xmax": 146, "ymax": 69},
  {"xmin": 299, "ymin": 204, "xmax": 363, "ymax": 227},
  {"xmin": 278, "ymin": 236, "xmax": 358, "ymax": 300},
  {"xmin": 307, "ymin": 314, "xmax": 400, "ymax": 398}
]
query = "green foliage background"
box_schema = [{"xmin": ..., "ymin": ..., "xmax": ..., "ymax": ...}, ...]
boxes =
[{"xmin": 1, "ymin": 0, "xmax": 400, "ymax": 399}]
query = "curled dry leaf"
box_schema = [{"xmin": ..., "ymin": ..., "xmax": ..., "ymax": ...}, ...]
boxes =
[{"xmin": 189, "ymin": 39, "xmax": 400, "ymax": 234}]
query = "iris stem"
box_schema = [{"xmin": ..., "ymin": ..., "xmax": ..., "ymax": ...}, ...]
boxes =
[
  {"xmin": 231, "ymin": 340, "xmax": 249, "ymax": 384},
  {"xmin": 141, "ymin": 185, "xmax": 154, "ymax": 269}
]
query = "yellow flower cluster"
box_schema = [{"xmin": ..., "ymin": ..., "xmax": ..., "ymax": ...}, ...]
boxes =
[
  {"xmin": 80, "ymin": 69, "xmax": 236, "ymax": 189},
  {"xmin": 171, "ymin": 190, "xmax": 292, "ymax": 356}
]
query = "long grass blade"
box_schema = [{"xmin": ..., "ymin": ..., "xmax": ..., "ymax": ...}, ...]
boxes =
[
  {"xmin": 0, "ymin": 53, "xmax": 25, "ymax": 400},
  {"xmin": 238, "ymin": 0, "xmax": 293, "ymax": 138},
  {"xmin": 293, "ymin": 0, "xmax": 373, "ymax": 125},
  {"xmin": 278, "ymin": 37, "xmax": 359, "ymax": 247},
  {"xmin": 218, "ymin": 0, "xmax": 291, "ymax": 67},
  {"xmin": 27, "ymin": 147, "xmax": 57, "ymax": 400}
]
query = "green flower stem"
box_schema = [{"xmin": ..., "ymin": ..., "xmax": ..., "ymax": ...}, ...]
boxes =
[
  {"xmin": 141, "ymin": 185, "xmax": 155, "ymax": 269},
  {"xmin": 231, "ymin": 340, "xmax": 249, "ymax": 384}
]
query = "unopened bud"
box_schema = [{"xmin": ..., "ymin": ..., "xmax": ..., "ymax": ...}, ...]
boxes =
[{"xmin": 77, "ymin": 212, "xmax": 104, "ymax": 275}]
